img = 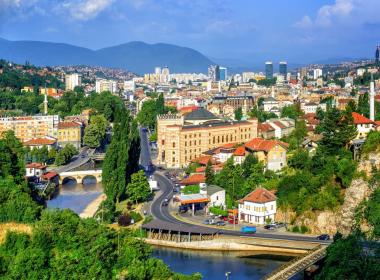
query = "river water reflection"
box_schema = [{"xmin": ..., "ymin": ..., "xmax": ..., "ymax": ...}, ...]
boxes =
[
  {"xmin": 152, "ymin": 246, "xmax": 291, "ymax": 280},
  {"xmin": 47, "ymin": 178, "xmax": 103, "ymax": 215}
]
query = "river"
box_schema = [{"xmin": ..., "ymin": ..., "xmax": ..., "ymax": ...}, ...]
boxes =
[
  {"xmin": 152, "ymin": 247, "xmax": 292, "ymax": 280},
  {"xmin": 47, "ymin": 179, "xmax": 293, "ymax": 279},
  {"xmin": 47, "ymin": 178, "xmax": 103, "ymax": 215}
]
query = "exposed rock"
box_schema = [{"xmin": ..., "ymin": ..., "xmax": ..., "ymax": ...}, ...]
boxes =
[
  {"xmin": 358, "ymin": 152, "xmax": 380, "ymax": 176},
  {"xmin": 277, "ymin": 178, "xmax": 371, "ymax": 236},
  {"xmin": 336, "ymin": 178, "xmax": 371, "ymax": 236}
]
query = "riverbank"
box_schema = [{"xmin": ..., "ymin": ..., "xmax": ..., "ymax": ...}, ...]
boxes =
[
  {"xmin": 145, "ymin": 236, "xmax": 312, "ymax": 255},
  {"xmin": 79, "ymin": 193, "xmax": 106, "ymax": 218}
]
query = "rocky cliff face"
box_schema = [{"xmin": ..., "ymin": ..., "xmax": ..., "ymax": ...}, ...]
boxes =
[
  {"xmin": 358, "ymin": 152, "xmax": 380, "ymax": 176},
  {"xmin": 277, "ymin": 178, "xmax": 371, "ymax": 235}
]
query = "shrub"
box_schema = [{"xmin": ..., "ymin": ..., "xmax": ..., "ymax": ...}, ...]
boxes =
[
  {"xmin": 300, "ymin": 224, "xmax": 309, "ymax": 233},
  {"xmin": 292, "ymin": 226, "xmax": 300, "ymax": 233},
  {"xmin": 118, "ymin": 213, "xmax": 132, "ymax": 226},
  {"xmin": 182, "ymin": 185, "xmax": 200, "ymax": 195},
  {"xmin": 129, "ymin": 211, "xmax": 143, "ymax": 223},
  {"xmin": 209, "ymin": 206, "xmax": 228, "ymax": 216}
]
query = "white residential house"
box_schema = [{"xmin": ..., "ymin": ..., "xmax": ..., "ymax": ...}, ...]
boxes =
[
  {"xmin": 262, "ymin": 97, "xmax": 280, "ymax": 115},
  {"xmin": 204, "ymin": 185, "xmax": 226, "ymax": 208},
  {"xmin": 352, "ymin": 112, "xmax": 376, "ymax": 139},
  {"xmin": 301, "ymin": 102, "xmax": 327, "ymax": 114},
  {"xmin": 25, "ymin": 163, "xmax": 47, "ymax": 178},
  {"xmin": 238, "ymin": 188, "xmax": 277, "ymax": 225}
]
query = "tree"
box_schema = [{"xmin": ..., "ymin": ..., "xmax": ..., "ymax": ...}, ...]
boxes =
[
  {"xmin": 281, "ymin": 104, "xmax": 301, "ymax": 120},
  {"xmin": 316, "ymin": 234, "xmax": 380, "ymax": 280},
  {"xmin": 103, "ymin": 107, "xmax": 140, "ymax": 204},
  {"xmin": 357, "ymin": 92, "xmax": 370, "ymax": 117},
  {"xmin": 317, "ymin": 107, "xmax": 357, "ymax": 154},
  {"xmin": 205, "ymin": 160, "xmax": 214, "ymax": 185},
  {"xmin": 234, "ymin": 107, "xmax": 243, "ymax": 121},
  {"xmin": 54, "ymin": 144, "xmax": 78, "ymax": 166},
  {"xmin": 156, "ymin": 93, "xmax": 165, "ymax": 115},
  {"xmin": 126, "ymin": 171, "xmax": 151, "ymax": 204},
  {"xmin": 0, "ymin": 130, "xmax": 25, "ymax": 184},
  {"xmin": 84, "ymin": 114, "xmax": 108, "ymax": 148}
]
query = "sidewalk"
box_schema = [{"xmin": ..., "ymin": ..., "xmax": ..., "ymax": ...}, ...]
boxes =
[{"xmin": 174, "ymin": 209, "xmax": 315, "ymax": 237}]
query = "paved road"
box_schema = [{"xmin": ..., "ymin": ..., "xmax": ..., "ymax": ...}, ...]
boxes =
[
  {"xmin": 139, "ymin": 127, "xmax": 153, "ymax": 172},
  {"xmin": 152, "ymin": 172, "xmax": 331, "ymax": 244},
  {"xmin": 53, "ymin": 147, "xmax": 94, "ymax": 173},
  {"xmin": 139, "ymin": 128, "xmax": 331, "ymax": 244}
]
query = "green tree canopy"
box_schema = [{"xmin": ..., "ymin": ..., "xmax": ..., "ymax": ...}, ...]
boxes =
[
  {"xmin": 83, "ymin": 114, "xmax": 108, "ymax": 148},
  {"xmin": 126, "ymin": 170, "xmax": 151, "ymax": 204}
]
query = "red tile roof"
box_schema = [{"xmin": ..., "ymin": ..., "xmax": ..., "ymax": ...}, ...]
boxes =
[
  {"xmin": 26, "ymin": 163, "xmax": 46, "ymax": 169},
  {"xmin": 195, "ymin": 167, "xmax": 206, "ymax": 173},
  {"xmin": 239, "ymin": 188, "xmax": 277, "ymax": 204},
  {"xmin": 352, "ymin": 112, "xmax": 374, "ymax": 124},
  {"xmin": 180, "ymin": 174, "xmax": 206, "ymax": 185},
  {"xmin": 273, "ymin": 121, "xmax": 286, "ymax": 129},
  {"xmin": 259, "ymin": 123, "xmax": 275, "ymax": 132},
  {"xmin": 41, "ymin": 172, "xmax": 58, "ymax": 180},
  {"xmin": 191, "ymin": 155, "xmax": 213, "ymax": 165},
  {"xmin": 24, "ymin": 138, "xmax": 56, "ymax": 146},
  {"xmin": 233, "ymin": 146, "xmax": 246, "ymax": 156},
  {"xmin": 245, "ymin": 138, "xmax": 288, "ymax": 152},
  {"xmin": 58, "ymin": 121, "xmax": 82, "ymax": 129}
]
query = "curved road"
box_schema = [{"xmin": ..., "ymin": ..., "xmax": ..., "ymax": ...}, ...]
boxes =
[
  {"xmin": 140, "ymin": 127, "xmax": 330, "ymax": 244},
  {"xmin": 152, "ymin": 172, "xmax": 330, "ymax": 244}
]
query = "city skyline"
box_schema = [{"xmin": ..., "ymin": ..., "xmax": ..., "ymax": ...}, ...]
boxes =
[{"xmin": 0, "ymin": 0, "xmax": 379, "ymax": 65}]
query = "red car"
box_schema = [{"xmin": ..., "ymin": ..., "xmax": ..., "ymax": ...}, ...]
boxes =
[{"xmin": 228, "ymin": 217, "xmax": 238, "ymax": 224}]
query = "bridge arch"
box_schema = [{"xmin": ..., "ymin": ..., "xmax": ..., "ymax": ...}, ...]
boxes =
[
  {"xmin": 61, "ymin": 176, "xmax": 78, "ymax": 185},
  {"xmin": 81, "ymin": 175, "xmax": 97, "ymax": 185}
]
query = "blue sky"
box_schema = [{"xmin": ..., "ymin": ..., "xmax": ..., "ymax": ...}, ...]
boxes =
[{"xmin": 0, "ymin": 0, "xmax": 379, "ymax": 64}]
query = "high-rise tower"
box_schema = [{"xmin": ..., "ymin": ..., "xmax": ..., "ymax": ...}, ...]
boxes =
[
  {"xmin": 265, "ymin": 61, "xmax": 273, "ymax": 79},
  {"xmin": 370, "ymin": 74, "xmax": 375, "ymax": 121},
  {"xmin": 376, "ymin": 46, "xmax": 380, "ymax": 63}
]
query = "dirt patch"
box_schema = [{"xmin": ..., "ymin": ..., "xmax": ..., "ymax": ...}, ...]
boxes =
[{"xmin": 0, "ymin": 223, "xmax": 32, "ymax": 243}]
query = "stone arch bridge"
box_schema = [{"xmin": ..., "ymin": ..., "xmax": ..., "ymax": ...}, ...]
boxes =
[{"xmin": 59, "ymin": 170, "xmax": 102, "ymax": 185}]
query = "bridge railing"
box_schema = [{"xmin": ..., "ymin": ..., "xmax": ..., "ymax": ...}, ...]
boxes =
[{"xmin": 262, "ymin": 244, "xmax": 324, "ymax": 280}]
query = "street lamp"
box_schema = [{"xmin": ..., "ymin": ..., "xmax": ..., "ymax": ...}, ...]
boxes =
[{"xmin": 225, "ymin": 271, "xmax": 231, "ymax": 280}]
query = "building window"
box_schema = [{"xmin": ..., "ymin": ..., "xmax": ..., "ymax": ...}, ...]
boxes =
[
  {"xmin": 162, "ymin": 140, "xmax": 165, "ymax": 145},
  {"xmin": 172, "ymin": 142, "xmax": 175, "ymax": 148}
]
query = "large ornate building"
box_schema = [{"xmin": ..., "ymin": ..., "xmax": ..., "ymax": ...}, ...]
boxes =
[{"xmin": 157, "ymin": 108, "xmax": 258, "ymax": 168}]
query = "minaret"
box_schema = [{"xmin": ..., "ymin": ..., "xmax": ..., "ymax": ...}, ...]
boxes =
[
  {"xmin": 271, "ymin": 86, "xmax": 275, "ymax": 98},
  {"xmin": 370, "ymin": 74, "xmax": 375, "ymax": 121},
  {"xmin": 43, "ymin": 85, "xmax": 48, "ymax": 115}
]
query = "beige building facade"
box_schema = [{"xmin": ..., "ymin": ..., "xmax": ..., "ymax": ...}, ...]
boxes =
[
  {"xmin": 0, "ymin": 115, "xmax": 59, "ymax": 142},
  {"xmin": 157, "ymin": 108, "xmax": 258, "ymax": 168}
]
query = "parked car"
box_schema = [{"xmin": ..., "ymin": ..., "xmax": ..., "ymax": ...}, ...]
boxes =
[
  {"xmin": 316, "ymin": 234, "xmax": 330, "ymax": 241},
  {"xmin": 162, "ymin": 201, "xmax": 169, "ymax": 207},
  {"xmin": 215, "ymin": 221, "xmax": 226, "ymax": 226},
  {"xmin": 228, "ymin": 217, "xmax": 238, "ymax": 224},
  {"xmin": 264, "ymin": 224, "xmax": 276, "ymax": 230},
  {"xmin": 240, "ymin": 226, "xmax": 256, "ymax": 234},
  {"xmin": 203, "ymin": 219, "xmax": 213, "ymax": 225},
  {"xmin": 178, "ymin": 205, "xmax": 188, "ymax": 213}
]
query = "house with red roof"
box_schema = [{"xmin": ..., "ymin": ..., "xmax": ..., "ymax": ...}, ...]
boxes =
[
  {"xmin": 23, "ymin": 137, "xmax": 57, "ymax": 150},
  {"xmin": 352, "ymin": 112, "xmax": 376, "ymax": 139},
  {"xmin": 238, "ymin": 188, "xmax": 277, "ymax": 224},
  {"xmin": 245, "ymin": 138, "xmax": 288, "ymax": 171},
  {"xmin": 25, "ymin": 163, "xmax": 47, "ymax": 178}
]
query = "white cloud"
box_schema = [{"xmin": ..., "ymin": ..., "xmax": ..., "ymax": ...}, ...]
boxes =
[
  {"xmin": 295, "ymin": 0, "xmax": 354, "ymax": 28},
  {"xmin": 316, "ymin": 0, "xmax": 353, "ymax": 27},
  {"xmin": 61, "ymin": 0, "xmax": 114, "ymax": 21},
  {"xmin": 294, "ymin": 15, "xmax": 312, "ymax": 28}
]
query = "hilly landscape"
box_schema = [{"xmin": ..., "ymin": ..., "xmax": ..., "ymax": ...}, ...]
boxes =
[{"xmin": 0, "ymin": 38, "xmax": 213, "ymax": 74}]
